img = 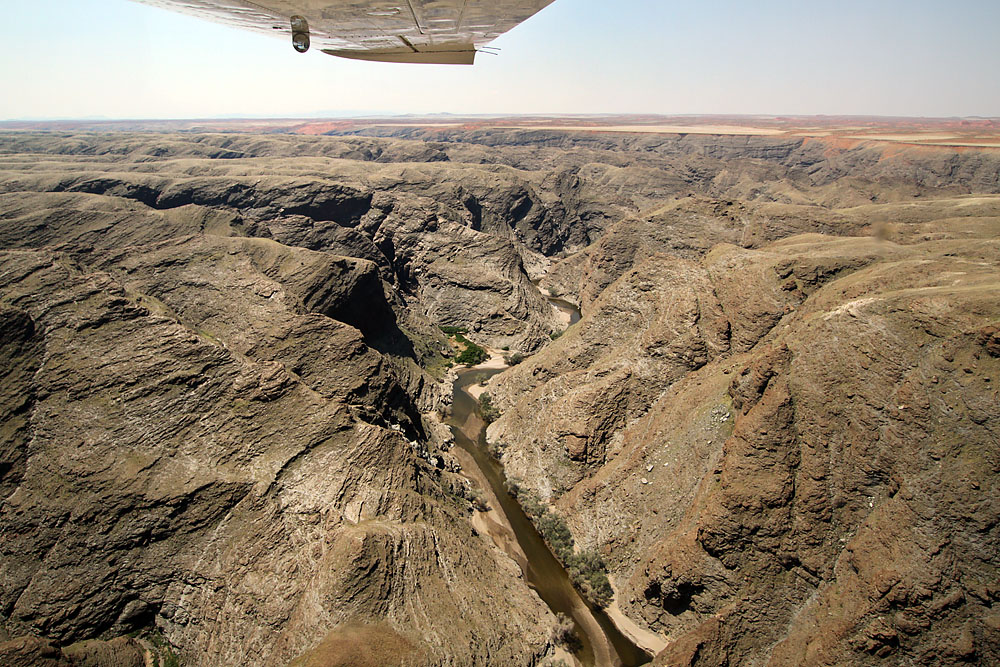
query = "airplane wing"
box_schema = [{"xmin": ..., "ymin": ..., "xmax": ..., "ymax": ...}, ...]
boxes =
[{"xmin": 129, "ymin": 0, "xmax": 555, "ymax": 64}]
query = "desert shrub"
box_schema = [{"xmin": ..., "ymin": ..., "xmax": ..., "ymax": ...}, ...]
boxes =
[
  {"xmin": 455, "ymin": 339, "xmax": 488, "ymax": 365},
  {"xmin": 507, "ymin": 481, "xmax": 614, "ymax": 608},
  {"xmin": 467, "ymin": 487, "xmax": 489, "ymax": 512},
  {"xmin": 504, "ymin": 352, "xmax": 525, "ymax": 365},
  {"xmin": 479, "ymin": 392, "xmax": 501, "ymax": 424},
  {"xmin": 550, "ymin": 613, "xmax": 581, "ymax": 653},
  {"xmin": 510, "ymin": 484, "xmax": 547, "ymax": 519},
  {"xmin": 538, "ymin": 512, "xmax": 574, "ymax": 560},
  {"xmin": 566, "ymin": 549, "xmax": 614, "ymax": 608},
  {"xmin": 146, "ymin": 631, "xmax": 181, "ymax": 667}
]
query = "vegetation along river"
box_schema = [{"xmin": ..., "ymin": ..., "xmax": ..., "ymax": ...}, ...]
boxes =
[{"xmin": 448, "ymin": 364, "xmax": 650, "ymax": 665}]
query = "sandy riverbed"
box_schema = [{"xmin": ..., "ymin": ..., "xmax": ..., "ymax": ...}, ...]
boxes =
[
  {"xmin": 463, "ymin": 349, "xmax": 508, "ymax": 399},
  {"xmin": 606, "ymin": 598, "xmax": 668, "ymax": 655}
]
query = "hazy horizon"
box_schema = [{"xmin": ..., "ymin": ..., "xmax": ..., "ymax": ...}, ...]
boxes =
[{"xmin": 5, "ymin": 112, "xmax": 1000, "ymax": 125}]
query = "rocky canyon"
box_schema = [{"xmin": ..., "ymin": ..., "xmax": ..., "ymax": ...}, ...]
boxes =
[{"xmin": 0, "ymin": 124, "xmax": 997, "ymax": 666}]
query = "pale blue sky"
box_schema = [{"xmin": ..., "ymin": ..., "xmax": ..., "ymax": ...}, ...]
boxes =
[{"xmin": 2, "ymin": 0, "xmax": 998, "ymax": 120}]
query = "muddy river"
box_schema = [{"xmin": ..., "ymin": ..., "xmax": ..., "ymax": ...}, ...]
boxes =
[{"xmin": 449, "ymin": 367, "xmax": 650, "ymax": 667}]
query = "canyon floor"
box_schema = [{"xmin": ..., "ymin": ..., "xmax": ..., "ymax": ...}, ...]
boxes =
[{"xmin": 0, "ymin": 120, "xmax": 998, "ymax": 666}]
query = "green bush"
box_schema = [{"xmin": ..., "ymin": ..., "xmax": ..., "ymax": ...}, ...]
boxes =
[
  {"xmin": 467, "ymin": 487, "xmax": 489, "ymax": 512},
  {"xmin": 487, "ymin": 440, "xmax": 507, "ymax": 459},
  {"xmin": 550, "ymin": 613, "xmax": 581, "ymax": 653},
  {"xmin": 145, "ymin": 631, "xmax": 181, "ymax": 667},
  {"xmin": 479, "ymin": 392, "xmax": 502, "ymax": 424},
  {"xmin": 510, "ymin": 483, "xmax": 547, "ymax": 520},
  {"xmin": 439, "ymin": 325, "xmax": 468, "ymax": 335},
  {"xmin": 504, "ymin": 352, "xmax": 525, "ymax": 366},
  {"xmin": 455, "ymin": 339, "xmax": 488, "ymax": 365},
  {"xmin": 567, "ymin": 550, "xmax": 614, "ymax": 608},
  {"xmin": 506, "ymin": 480, "xmax": 614, "ymax": 608}
]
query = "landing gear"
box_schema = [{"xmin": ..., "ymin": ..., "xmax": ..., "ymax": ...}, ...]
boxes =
[{"xmin": 290, "ymin": 15, "xmax": 310, "ymax": 53}]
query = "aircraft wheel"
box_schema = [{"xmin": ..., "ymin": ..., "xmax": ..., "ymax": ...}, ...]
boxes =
[{"xmin": 290, "ymin": 15, "xmax": 310, "ymax": 53}]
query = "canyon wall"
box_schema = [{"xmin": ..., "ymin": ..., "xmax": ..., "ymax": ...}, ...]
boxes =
[{"xmin": 1, "ymin": 130, "xmax": 997, "ymax": 665}]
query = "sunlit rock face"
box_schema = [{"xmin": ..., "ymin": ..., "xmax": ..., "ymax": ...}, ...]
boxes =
[{"xmin": 1, "ymin": 129, "xmax": 999, "ymax": 666}]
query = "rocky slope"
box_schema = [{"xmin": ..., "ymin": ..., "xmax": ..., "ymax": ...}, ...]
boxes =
[
  {"xmin": 486, "ymin": 196, "xmax": 1000, "ymax": 661},
  {"xmin": 0, "ymin": 147, "xmax": 559, "ymax": 664},
  {"xmin": 0, "ymin": 135, "xmax": 571, "ymax": 352},
  {"xmin": 1, "ymin": 129, "xmax": 998, "ymax": 665}
]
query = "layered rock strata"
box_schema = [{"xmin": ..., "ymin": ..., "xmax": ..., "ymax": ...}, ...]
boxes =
[{"xmin": 1, "ymin": 129, "xmax": 998, "ymax": 666}]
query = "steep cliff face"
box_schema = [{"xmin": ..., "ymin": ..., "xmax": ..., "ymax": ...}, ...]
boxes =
[
  {"xmin": 0, "ymin": 137, "xmax": 570, "ymax": 352},
  {"xmin": 7, "ymin": 132, "xmax": 999, "ymax": 353},
  {"xmin": 487, "ymin": 226, "xmax": 1000, "ymax": 664},
  {"xmin": 488, "ymin": 254, "xmax": 731, "ymax": 492},
  {"xmin": 0, "ymin": 180, "xmax": 555, "ymax": 664}
]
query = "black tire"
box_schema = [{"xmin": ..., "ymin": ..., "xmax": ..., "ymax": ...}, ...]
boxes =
[{"xmin": 292, "ymin": 32, "xmax": 310, "ymax": 53}]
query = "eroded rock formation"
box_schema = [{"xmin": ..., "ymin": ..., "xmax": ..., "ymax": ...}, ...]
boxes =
[{"xmin": 1, "ymin": 129, "xmax": 998, "ymax": 665}]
